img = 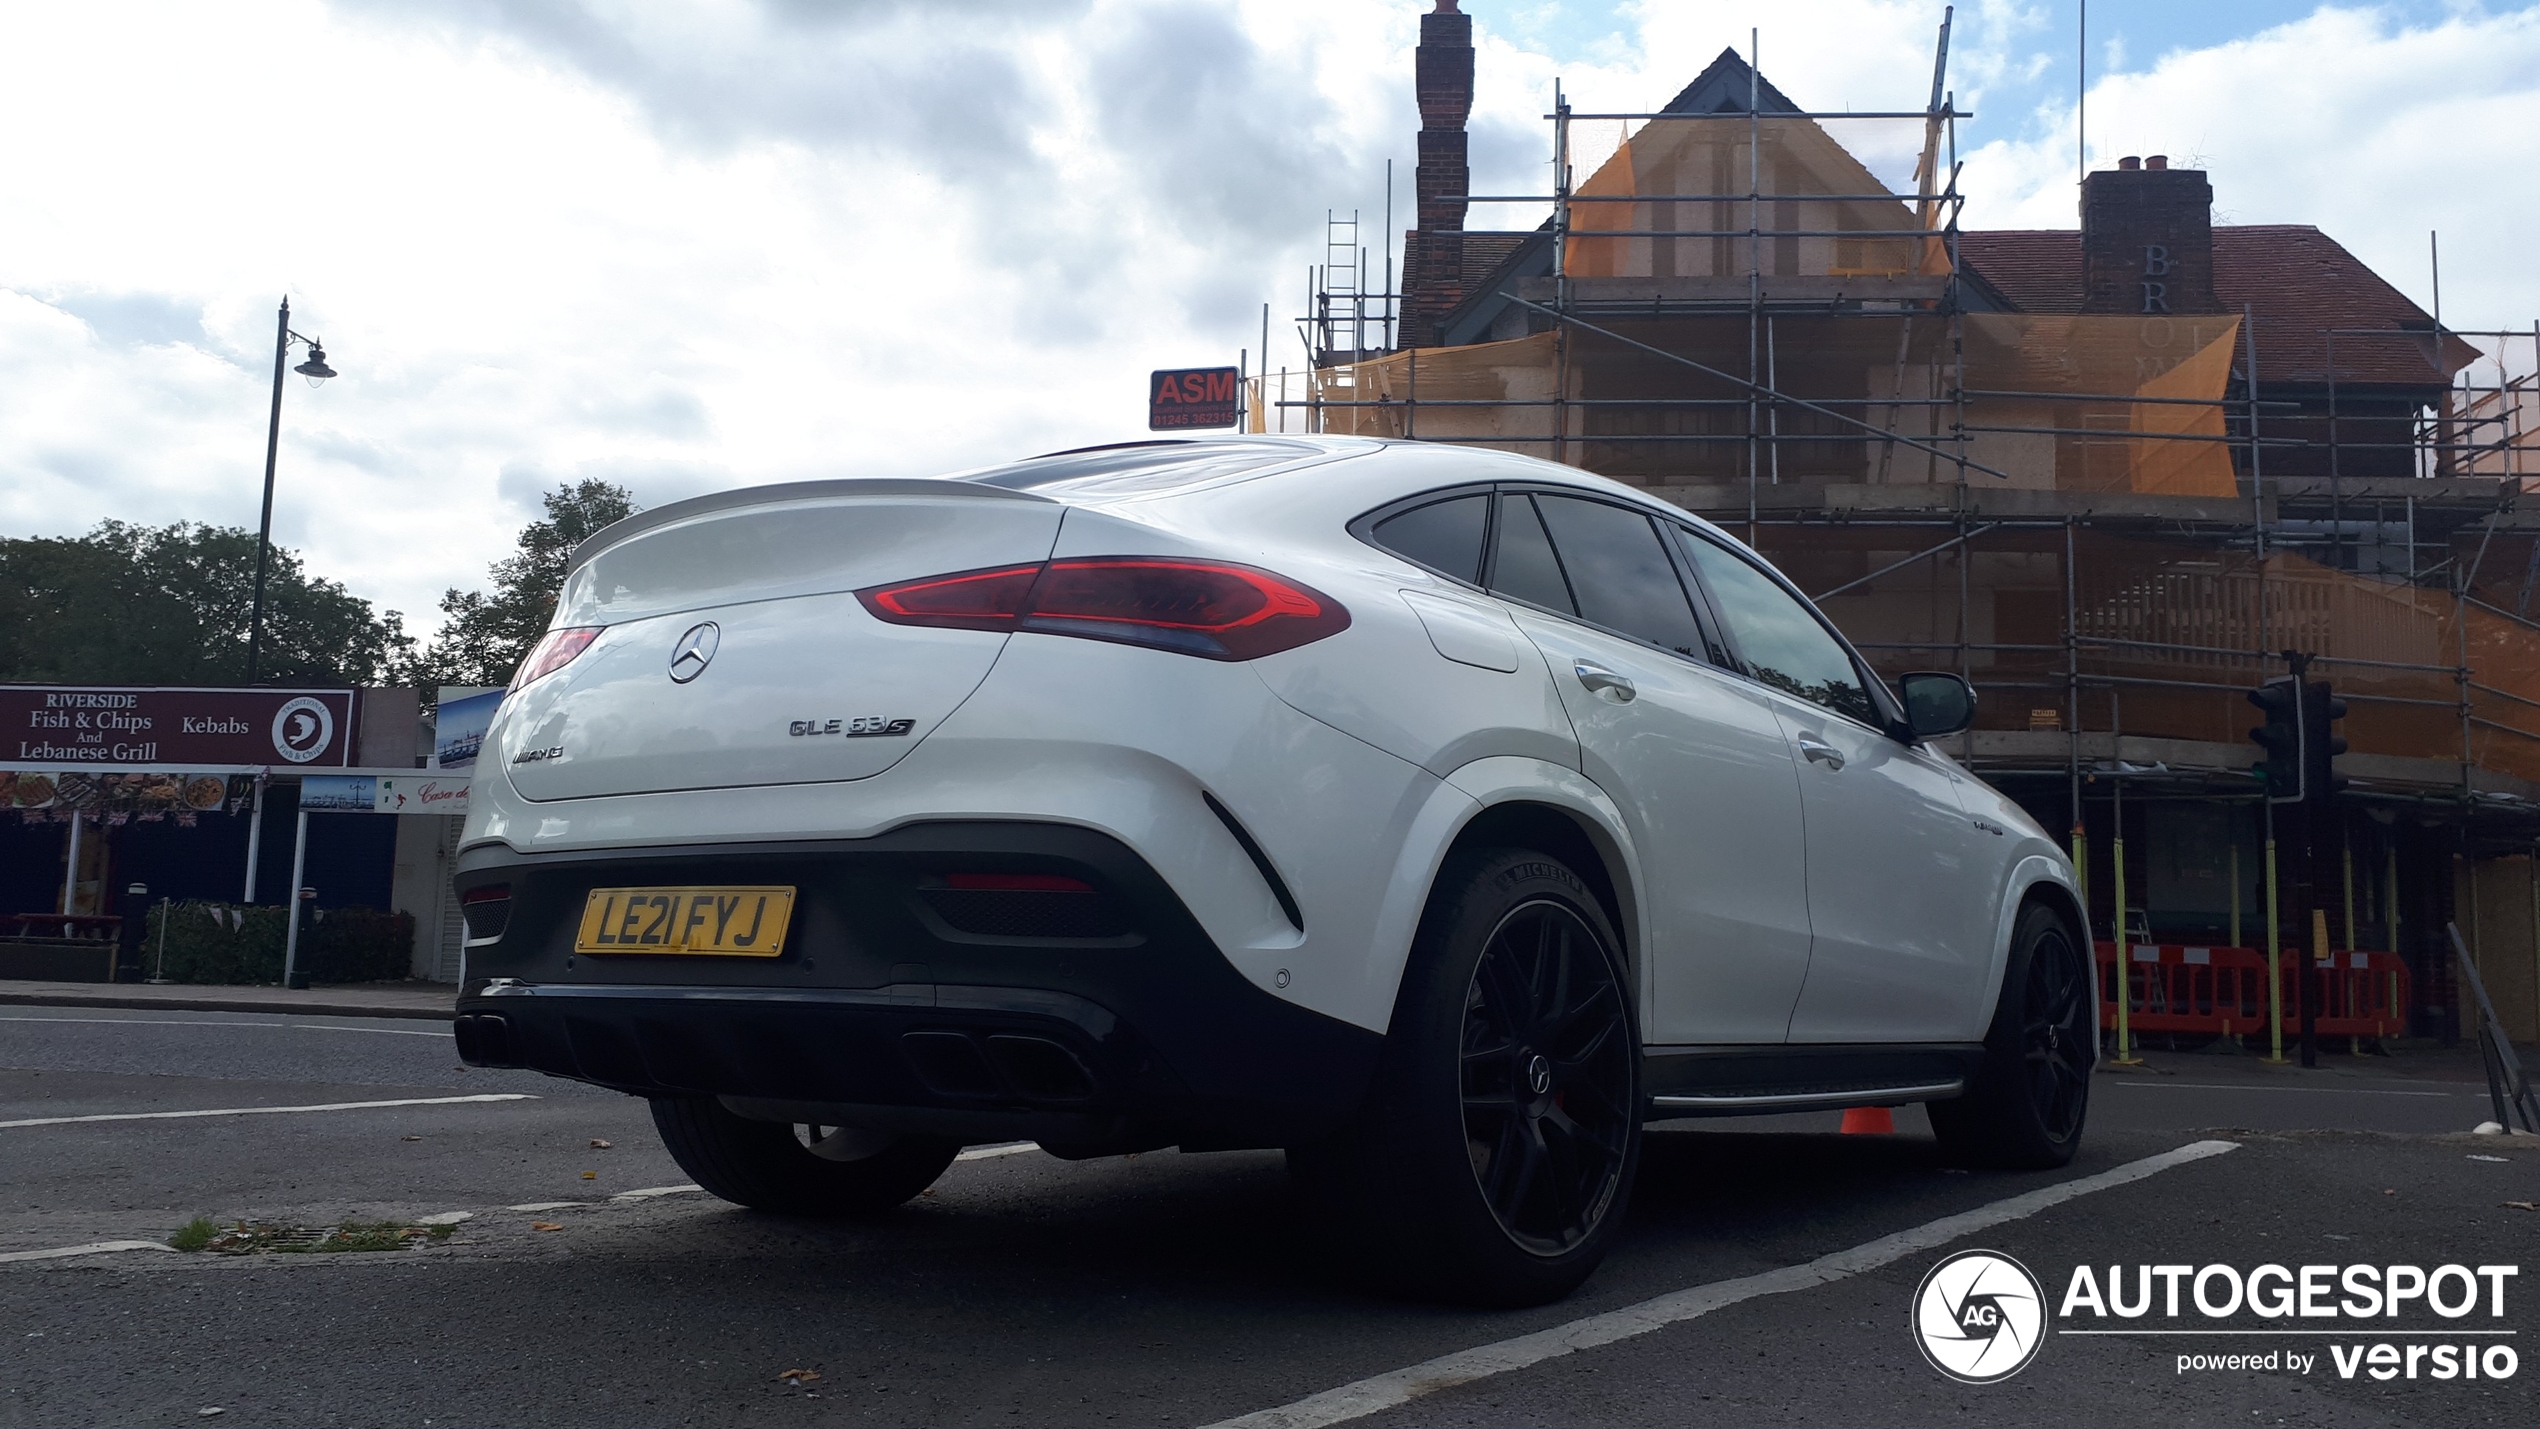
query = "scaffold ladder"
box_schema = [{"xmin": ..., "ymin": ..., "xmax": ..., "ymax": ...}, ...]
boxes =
[{"xmin": 1320, "ymin": 209, "xmax": 1363, "ymax": 363}]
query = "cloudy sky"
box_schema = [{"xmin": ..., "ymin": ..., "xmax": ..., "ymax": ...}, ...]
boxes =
[{"xmin": 2, "ymin": 0, "xmax": 2534, "ymax": 635}]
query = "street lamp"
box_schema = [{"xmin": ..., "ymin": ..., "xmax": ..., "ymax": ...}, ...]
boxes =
[
  {"xmin": 245, "ymin": 297, "xmax": 341, "ymax": 683},
  {"xmin": 296, "ymin": 342, "xmax": 335, "ymax": 386}
]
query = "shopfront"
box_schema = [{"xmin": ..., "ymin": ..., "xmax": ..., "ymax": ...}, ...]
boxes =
[{"xmin": 0, "ymin": 684, "xmax": 480, "ymax": 983}]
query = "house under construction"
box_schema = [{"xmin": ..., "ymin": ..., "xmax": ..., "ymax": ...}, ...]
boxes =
[{"xmin": 1258, "ymin": 2, "xmax": 2540, "ymax": 1046}]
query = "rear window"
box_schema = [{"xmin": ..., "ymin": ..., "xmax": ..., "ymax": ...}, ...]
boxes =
[
  {"xmin": 1532, "ymin": 494, "xmax": 1709, "ymax": 658},
  {"xmin": 1369, "ymin": 494, "xmax": 1489, "ymax": 585},
  {"xmin": 1488, "ymin": 494, "xmax": 1575, "ymax": 614},
  {"xmin": 960, "ymin": 441, "xmax": 1319, "ymax": 494}
]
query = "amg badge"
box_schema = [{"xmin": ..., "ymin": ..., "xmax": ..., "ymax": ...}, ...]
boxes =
[{"xmin": 789, "ymin": 717, "xmax": 916, "ymax": 739}]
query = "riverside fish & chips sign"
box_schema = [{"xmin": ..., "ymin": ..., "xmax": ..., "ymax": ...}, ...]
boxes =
[{"xmin": 2, "ymin": 686, "xmax": 358, "ymax": 768}]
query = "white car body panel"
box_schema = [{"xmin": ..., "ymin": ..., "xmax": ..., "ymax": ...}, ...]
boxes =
[
  {"xmin": 474, "ymin": 606, "xmax": 1443, "ymax": 1035},
  {"xmin": 556, "ymin": 483, "xmax": 1061, "ymax": 627},
  {"xmin": 1436, "ymin": 754, "xmax": 1648, "ymax": 1000},
  {"xmin": 502, "ymin": 598, "xmax": 1009, "ymax": 799},
  {"xmin": 1766, "ymin": 701, "xmax": 2006, "ymax": 1044},
  {"xmin": 1505, "ymin": 608, "xmax": 1816, "ymax": 1046},
  {"xmin": 512, "ymin": 485, "xmax": 1067, "ymax": 800},
  {"xmin": 461, "ymin": 436, "xmax": 2080, "ymax": 1081}
]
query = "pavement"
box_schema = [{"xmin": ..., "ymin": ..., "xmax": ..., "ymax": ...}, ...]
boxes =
[
  {"xmin": 0, "ymin": 978, "xmax": 454, "ymax": 1021},
  {"xmin": 0, "ymin": 1004, "xmax": 2533, "ymax": 1428}
]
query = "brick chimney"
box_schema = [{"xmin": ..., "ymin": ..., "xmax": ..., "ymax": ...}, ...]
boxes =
[
  {"xmin": 2080, "ymin": 155, "xmax": 2221, "ymax": 314},
  {"xmin": 1400, "ymin": 2, "xmax": 1474, "ymax": 348}
]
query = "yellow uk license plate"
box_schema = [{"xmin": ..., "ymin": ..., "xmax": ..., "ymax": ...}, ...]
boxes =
[{"xmin": 575, "ymin": 886, "xmax": 795, "ymax": 956}]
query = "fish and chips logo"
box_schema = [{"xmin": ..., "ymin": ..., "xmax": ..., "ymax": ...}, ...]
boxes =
[
  {"xmin": 270, "ymin": 697, "xmax": 335, "ymax": 764},
  {"xmin": 1914, "ymin": 1251, "xmax": 2047, "ymax": 1383}
]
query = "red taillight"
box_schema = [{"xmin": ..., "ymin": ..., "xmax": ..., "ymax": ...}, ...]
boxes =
[
  {"xmin": 511, "ymin": 626, "xmax": 602, "ymax": 691},
  {"xmin": 857, "ymin": 557, "xmax": 1349, "ymax": 661},
  {"xmin": 942, "ymin": 873, "xmax": 1093, "ymax": 892},
  {"xmin": 460, "ymin": 885, "xmax": 510, "ymax": 905},
  {"xmin": 861, "ymin": 565, "xmax": 1041, "ymax": 632}
]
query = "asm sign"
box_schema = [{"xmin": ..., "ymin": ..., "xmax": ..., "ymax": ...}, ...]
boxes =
[{"xmin": 1149, "ymin": 366, "xmax": 1242, "ymax": 430}]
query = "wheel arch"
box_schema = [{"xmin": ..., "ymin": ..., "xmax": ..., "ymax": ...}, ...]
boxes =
[
  {"xmin": 1432, "ymin": 758, "xmax": 1645, "ymax": 988},
  {"xmin": 1979, "ymin": 854, "xmax": 2088, "ymax": 1025},
  {"xmin": 1448, "ymin": 802, "xmax": 1634, "ymax": 962}
]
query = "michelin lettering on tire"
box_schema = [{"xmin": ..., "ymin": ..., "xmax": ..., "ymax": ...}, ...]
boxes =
[{"xmin": 1914, "ymin": 1250, "xmax": 2047, "ymax": 1383}]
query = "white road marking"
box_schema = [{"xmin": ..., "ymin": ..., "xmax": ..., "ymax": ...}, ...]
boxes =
[
  {"xmin": 2101, "ymin": 1081, "xmax": 2454, "ymax": 1097},
  {"xmin": 611, "ymin": 1184, "xmax": 704, "ymax": 1200},
  {"xmin": 955, "ymin": 1141, "xmax": 1040, "ymax": 1161},
  {"xmin": 1197, "ymin": 1139, "xmax": 2241, "ymax": 1429},
  {"xmin": 0, "ymin": 1239, "xmax": 175, "ymax": 1265},
  {"xmin": 414, "ymin": 1211, "xmax": 474, "ymax": 1226},
  {"xmin": 0, "ymin": 1093, "xmax": 535, "ymax": 1130},
  {"xmin": 0, "ymin": 1015, "xmax": 449, "ymax": 1038},
  {"xmin": 505, "ymin": 1201, "xmax": 582, "ymax": 1212}
]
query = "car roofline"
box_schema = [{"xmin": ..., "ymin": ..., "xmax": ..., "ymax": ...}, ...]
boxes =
[{"xmin": 1374, "ymin": 447, "xmax": 1755, "ymax": 551}]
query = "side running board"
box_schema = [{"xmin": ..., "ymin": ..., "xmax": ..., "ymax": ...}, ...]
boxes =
[
  {"xmin": 1651, "ymin": 1081, "xmax": 1964, "ymax": 1115},
  {"xmin": 1641, "ymin": 1042, "xmax": 1984, "ymax": 1117}
]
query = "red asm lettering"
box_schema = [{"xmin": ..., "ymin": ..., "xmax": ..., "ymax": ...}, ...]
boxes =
[{"xmin": 1149, "ymin": 366, "xmax": 1241, "ymax": 430}]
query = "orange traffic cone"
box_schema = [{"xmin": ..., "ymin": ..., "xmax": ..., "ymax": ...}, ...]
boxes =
[{"xmin": 1840, "ymin": 1106, "xmax": 1895, "ymax": 1135}]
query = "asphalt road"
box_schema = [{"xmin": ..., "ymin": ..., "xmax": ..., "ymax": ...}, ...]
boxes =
[{"xmin": 1, "ymin": 1006, "xmax": 2533, "ymax": 1428}]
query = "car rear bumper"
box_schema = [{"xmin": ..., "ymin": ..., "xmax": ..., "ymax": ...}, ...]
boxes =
[{"xmin": 450, "ymin": 821, "xmax": 1383, "ymax": 1152}]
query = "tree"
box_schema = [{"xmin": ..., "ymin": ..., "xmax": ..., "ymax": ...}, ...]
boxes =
[
  {"xmin": 0, "ymin": 521, "xmax": 415, "ymax": 686},
  {"xmin": 413, "ymin": 480, "xmax": 639, "ymax": 688}
]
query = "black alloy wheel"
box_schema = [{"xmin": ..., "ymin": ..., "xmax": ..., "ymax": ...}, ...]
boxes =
[
  {"xmin": 1930, "ymin": 900, "xmax": 2090, "ymax": 1169},
  {"xmin": 2020, "ymin": 919, "xmax": 2092, "ymax": 1143},
  {"xmin": 1292, "ymin": 847, "xmax": 1642, "ymax": 1306},
  {"xmin": 1460, "ymin": 899, "xmax": 1635, "ymax": 1255}
]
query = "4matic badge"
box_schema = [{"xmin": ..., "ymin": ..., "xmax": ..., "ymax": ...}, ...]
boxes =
[
  {"xmin": 789, "ymin": 716, "xmax": 915, "ymax": 739},
  {"xmin": 1914, "ymin": 1250, "xmax": 2048, "ymax": 1383}
]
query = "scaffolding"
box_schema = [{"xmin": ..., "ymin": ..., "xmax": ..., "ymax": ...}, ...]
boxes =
[{"xmin": 1254, "ymin": 19, "xmax": 2540, "ymax": 1035}]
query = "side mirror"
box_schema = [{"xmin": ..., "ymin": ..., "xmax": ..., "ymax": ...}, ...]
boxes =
[{"xmin": 1896, "ymin": 671, "xmax": 1977, "ymax": 741}]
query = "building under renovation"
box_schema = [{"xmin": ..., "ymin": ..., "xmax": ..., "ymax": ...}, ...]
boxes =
[{"xmin": 1259, "ymin": 2, "xmax": 2540, "ymax": 1047}]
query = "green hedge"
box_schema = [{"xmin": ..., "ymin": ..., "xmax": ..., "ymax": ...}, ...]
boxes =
[{"xmin": 143, "ymin": 901, "xmax": 415, "ymax": 985}]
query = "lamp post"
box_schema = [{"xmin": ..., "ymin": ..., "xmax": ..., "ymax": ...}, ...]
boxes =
[{"xmin": 245, "ymin": 296, "xmax": 338, "ymax": 684}]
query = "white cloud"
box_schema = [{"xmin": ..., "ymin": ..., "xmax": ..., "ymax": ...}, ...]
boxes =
[
  {"xmin": 1961, "ymin": 4, "xmax": 2540, "ymax": 347},
  {"xmin": 0, "ymin": 1, "xmax": 2533, "ymax": 637}
]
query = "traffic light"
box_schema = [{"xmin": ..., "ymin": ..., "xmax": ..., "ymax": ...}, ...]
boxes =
[
  {"xmin": 2302, "ymin": 678, "xmax": 2349, "ymax": 802},
  {"xmin": 2247, "ymin": 675, "xmax": 2305, "ymax": 803}
]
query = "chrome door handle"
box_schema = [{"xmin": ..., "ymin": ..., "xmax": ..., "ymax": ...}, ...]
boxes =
[
  {"xmin": 1797, "ymin": 735, "xmax": 1845, "ymax": 770},
  {"xmin": 1573, "ymin": 660, "xmax": 1636, "ymax": 703}
]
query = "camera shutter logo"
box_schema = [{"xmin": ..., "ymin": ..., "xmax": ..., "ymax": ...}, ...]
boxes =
[
  {"xmin": 1913, "ymin": 1250, "xmax": 2047, "ymax": 1383},
  {"xmin": 270, "ymin": 697, "xmax": 335, "ymax": 764}
]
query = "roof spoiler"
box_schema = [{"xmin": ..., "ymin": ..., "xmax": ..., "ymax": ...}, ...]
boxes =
[{"xmin": 567, "ymin": 477, "xmax": 1053, "ymax": 574}]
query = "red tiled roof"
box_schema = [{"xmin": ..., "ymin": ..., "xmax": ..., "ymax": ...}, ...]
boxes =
[
  {"xmin": 1462, "ymin": 232, "xmax": 1532, "ymax": 288},
  {"xmin": 1953, "ymin": 230, "xmax": 2079, "ymax": 313},
  {"xmin": 1957, "ymin": 225, "xmax": 2474, "ymax": 387}
]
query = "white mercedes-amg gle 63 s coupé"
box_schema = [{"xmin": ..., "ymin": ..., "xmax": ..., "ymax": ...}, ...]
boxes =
[{"xmin": 451, "ymin": 435, "xmax": 2091, "ymax": 1305}]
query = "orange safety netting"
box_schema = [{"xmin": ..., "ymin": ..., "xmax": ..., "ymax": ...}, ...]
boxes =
[
  {"xmin": 1564, "ymin": 115, "xmax": 1944, "ymax": 281},
  {"xmin": 1761, "ymin": 524, "xmax": 2540, "ymax": 781},
  {"xmin": 1277, "ymin": 315, "xmax": 2243, "ymax": 497}
]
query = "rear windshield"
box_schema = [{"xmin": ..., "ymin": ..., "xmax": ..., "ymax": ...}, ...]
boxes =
[{"xmin": 959, "ymin": 441, "xmax": 1320, "ymax": 494}]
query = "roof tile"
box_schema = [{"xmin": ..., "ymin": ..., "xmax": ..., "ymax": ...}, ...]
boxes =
[{"xmin": 1956, "ymin": 226, "xmax": 2472, "ymax": 387}]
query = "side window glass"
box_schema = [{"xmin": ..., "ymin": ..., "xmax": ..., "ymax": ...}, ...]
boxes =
[
  {"xmin": 1677, "ymin": 532, "xmax": 1878, "ymax": 726},
  {"xmin": 1532, "ymin": 495, "xmax": 1708, "ymax": 658},
  {"xmin": 1369, "ymin": 494, "xmax": 1488, "ymax": 585},
  {"xmin": 1487, "ymin": 493, "xmax": 1575, "ymax": 614}
]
